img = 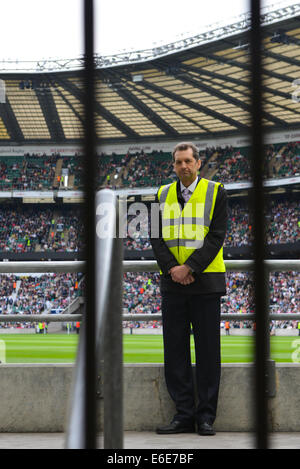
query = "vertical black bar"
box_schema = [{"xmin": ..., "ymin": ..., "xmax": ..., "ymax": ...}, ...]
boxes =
[
  {"xmin": 83, "ymin": 0, "xmax": 97, "ymax": 449},
  {"xmin": 250, "ymin": 0, "xmax": 269, "ymax": 449}
]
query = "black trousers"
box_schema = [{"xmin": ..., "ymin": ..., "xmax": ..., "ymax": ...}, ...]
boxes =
[{"xmin": 161, "ymin": 292, "xmax": 221, "ymax": 426}]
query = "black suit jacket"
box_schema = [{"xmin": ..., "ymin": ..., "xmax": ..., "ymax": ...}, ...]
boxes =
[{"xmin": 150, "ymin": 177, "xmax": 228, "ymax": 295}]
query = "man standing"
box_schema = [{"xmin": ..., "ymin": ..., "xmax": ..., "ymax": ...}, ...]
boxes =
[{"xmin": 150, "ymin": 142, "xmax": 227, "ymax": 436}]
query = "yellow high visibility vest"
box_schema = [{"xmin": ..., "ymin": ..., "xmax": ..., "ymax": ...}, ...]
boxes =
[{"xmin": 157, "ymin": 178, "xmax": 226, "ymax": 273}]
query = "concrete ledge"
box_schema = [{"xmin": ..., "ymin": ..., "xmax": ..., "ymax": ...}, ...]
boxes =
[{"xmin": 0, "ymin": 363, "xmax": 299, "ymax": 432}]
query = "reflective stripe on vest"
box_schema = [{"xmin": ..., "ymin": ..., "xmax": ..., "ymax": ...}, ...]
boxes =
[{"xmin": 157, "ymin": 179, "xmax": 225, "ymax": 272}]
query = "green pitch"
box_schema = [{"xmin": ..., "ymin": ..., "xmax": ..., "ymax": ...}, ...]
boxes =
[
  {"xmin": 123, "ymin": 335, "xmax": 300, "ymax": 364},
  {"xmin": 0, "ymin": 334, "xmax": 78, "ymax": 364},
  {"xmin": 0, "ymin": 333, "xmax": 299, "ymax": 364}
]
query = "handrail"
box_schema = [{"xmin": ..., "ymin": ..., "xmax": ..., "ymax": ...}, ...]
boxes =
[
  {"xmin": 0, "ymin": 258, "xmax": 298, "ymax": 274},
  {"xmin": 0, "ymin": 312, "xmax": 299, "ymax": 323},
  {"xmin": 65, "ymin": 189, "xmax": 123, "ymax": 449},
  {"xmin": 0, "ymin": 314, "xmax": 82, "ymax": 322},
  {"xmin": 122, "ymin": 259, "xmax": 300, "ymax": 272},
  {"xmin": 122, "ymin": 313, "xmax": 300, "ymax": 321},
  {"xmin": 0, "ymin": 261, "xmax": 85, "ymax": 273}
]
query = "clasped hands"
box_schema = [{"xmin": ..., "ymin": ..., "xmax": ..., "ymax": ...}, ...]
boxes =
[{"xmin": 168, "ymin": 265, "xmax": 195, "ymax": 285}]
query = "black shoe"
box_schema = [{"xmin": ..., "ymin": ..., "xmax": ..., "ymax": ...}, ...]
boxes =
[
  {"xmin": 156, "ymin": 420, "xmax": 195, "ymax": 435},
  {"xmin": 198, "ymin": 422, "xmax": 216, "ymax": 436}
]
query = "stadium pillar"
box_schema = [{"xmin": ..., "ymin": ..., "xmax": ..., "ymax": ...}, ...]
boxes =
[{"xmin": 250, "ymin": 0, "xmax": 269, "ymax": 449}]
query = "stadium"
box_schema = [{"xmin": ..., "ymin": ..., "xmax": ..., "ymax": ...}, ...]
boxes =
[{"xmin": 0, "ymin": 0, "xmax": 299, "ymax": 450}]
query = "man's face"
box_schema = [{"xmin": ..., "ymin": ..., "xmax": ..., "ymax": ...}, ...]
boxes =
[{"xmin": 173, "ymin": 148, "xmax": 201, "ymax": 187}]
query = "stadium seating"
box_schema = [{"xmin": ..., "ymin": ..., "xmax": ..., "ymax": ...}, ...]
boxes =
[
  {"xmin": 0, "ymin": 142, "xmax": 298, "ymax": 331},
  {"xmin": 0, "ymin": 141, "xmax": 298, "ymax": 191}
]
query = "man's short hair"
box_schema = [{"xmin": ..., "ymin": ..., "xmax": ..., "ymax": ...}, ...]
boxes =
[{"xmin": 172, "ymin": 142, "xmax": 199, "ymax": 161}]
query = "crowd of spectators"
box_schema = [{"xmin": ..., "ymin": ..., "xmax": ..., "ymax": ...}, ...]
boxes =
[
  {"xmin": 122, "ymin": 271, "xmax": 299, "ymax": 318},
  {"xmin": 273, "ymin": 142, "xmax": 300, "ymax": 178},
  {"xmin": 0, "ymin": 141, "xmax": 298, "ymax": 191},
  {"xmin": 0, "ymin": 272, "xmax": 83, "ymax": 320},
  {"xmin": 208, "ymin": 147, "xmax": 251, "ymax": 183},
  {"xmin": 0, "ymin": 142, "xmax": 298, "ymax": 328},
  {"xmin": 0, "ymin": 153, "xmax": 59, "ymax": 191},
  {"xmin": 0, "ymin": 206, "xmax": 85, "ymax": 253},
  {"xmin": 123, "ymin": 272, "xmax": 161, "ymax": 317},
  {"xmin": 122, "ymin": 270, "xmax": 299, "ymax": 330},
  {"xmin": 0, "ymin": 195, "xmax": 297, "ymax": 253},
  {"xmin": 227, "ymin": 199, "xmax": 300, "ymax": 248},
  {"xmin": 0, "ymin": 206, "xmax": 54, "ymax": 252},
  {"xmin": 100, "ymin": 141, "xmax": 300, "ymax": 190},
  {"xmin": 124, "ymin": 197, "xmax": 299, "ymax": 251},
  {"xmin": 43, "ymin": 211, "xmax": 85, "ymax": 252},
  {"xmin": 14, "ymin": 273, "xmax": 81, "ymax": 315},
  {"xmin": 0, "ymin": 275, "xmax": 17, "ymax": 315},
  {"xmin": 0, "ymin": 269, "xmax": 297, "ymax": 333},
  {"xmin": 0, "ymin": 268, "xmax": 297, "ymax": 330},
  {"xmin": 266, "ymin": 200, "xmax": 300, "ymax": 245}
]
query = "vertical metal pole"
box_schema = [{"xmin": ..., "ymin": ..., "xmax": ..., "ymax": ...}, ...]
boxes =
[
  {"xmin": 250, "ymin": 0, "xmax": 269, "ymax": 449},
  {"xmin": 103, "ymin": 233, "xmax": 124, "ymax": 449},
  {"xmin": 83, "ymin": 0, "xmax": 97, "ymax": 449}
]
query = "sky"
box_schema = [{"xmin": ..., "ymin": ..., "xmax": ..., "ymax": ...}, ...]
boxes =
[{"xmin": 0, "ymin": 0, "xmax": 297, "ymax": 64}]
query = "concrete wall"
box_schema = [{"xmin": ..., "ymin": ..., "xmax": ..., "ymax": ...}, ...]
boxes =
[{"xmin": 0, "ymin": 363, "xmax": 299, "ymax": 432}]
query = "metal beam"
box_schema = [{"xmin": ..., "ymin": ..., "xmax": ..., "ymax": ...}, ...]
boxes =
[
  {"xmin": 0, "ymin": 261, "xmax": 85, "ymax": 273},
  {"xmin": 122, "ymin": 259, "xmax": 300, "ymax": 272},
  {"xmin": 139, "ymin": 79, "xmax": 249, "ymax": 131},
  {"xmin": 205, "ymin": 51, "xmax": 297, "ymax": 84},
  {"xmin": 0, "ymin": 259, "xmax": 298, "ymax": 274},
  {"xmin": 0, "ymin": 314, "xmax": 82, "ymax": 322},
  {"xmin": 120, "ymin": 72, "xmax": 210, "ymax": 133},
  {"xmin": 1, "ymin": 312, "xmax": 300, "ymax": 323},
  {"xmin": 176, "ymin": 71, "xmax": 289, "ymax": 128},
  {"xmin": 35, "ymin": 84, "xmax": 65, "ymax": 141},
  {"xmin": 0, "ymin": 99, "xmax": 23, "ymax": 141},
  {"xmin": 55, "ymin": 75, "xmax": 140, "ymax": 139},
  {"xmin": 180, "ymin": 62, "xmax": 296, "ymax": 112},
  {"xmin": 52, "ymin": 84, "xmax": 85, "ymax": 126},
  {"xmin": 263, "ymin": 48, "xmax": 300, "ymax": 68},
  {"xmin": 102, "ymin": 71, "xmax": 179, "ymax": 136},
  {"xmin": 180, "ymin": 64, "xmax": 300, "ymax": 119}
]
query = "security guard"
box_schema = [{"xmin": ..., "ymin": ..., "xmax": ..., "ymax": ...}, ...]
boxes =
[{"xmin": 151, "ymin": 142, "xmax": 228, "ymax": 436}]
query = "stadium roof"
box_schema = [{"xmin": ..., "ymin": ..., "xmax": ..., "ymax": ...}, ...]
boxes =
[{"xmin": 0, "ymin": 9, "xmax": 300, "ymax": 145}]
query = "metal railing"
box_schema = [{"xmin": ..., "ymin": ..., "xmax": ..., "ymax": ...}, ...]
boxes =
[
  {"xmin": 65, "ymin": 189, "xmax": 123, "ymax": 449},
  {"xmin": 0, "ymin": 258, "xmax": 298, "ymax": 325},
  {"xmin": 0, "ymin": 257, "xmax": 299, "ymax": 449},
  {"xmin": 0, "ymin": 259, "xmax": 298, "ymax": 326},
  {"xmin": 0, "ymin": 258, "xmax": 298, "ymax": 275}
]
